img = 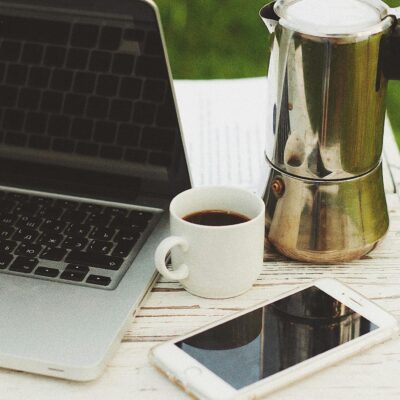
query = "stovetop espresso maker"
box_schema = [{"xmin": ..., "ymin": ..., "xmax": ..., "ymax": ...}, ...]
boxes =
[{"xmin": 261, "ymin": 0, "xmax": 400, "ymax": 263}]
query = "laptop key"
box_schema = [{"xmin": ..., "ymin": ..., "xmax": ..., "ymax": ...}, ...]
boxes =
[
  {"xmin": 112, "ymin": 53, "xmax": 134, "ymax": 75},
  {"xmin": 89, "ymin": 51, "xmax": 111, "ymax": 72},
  {"xmin": 0, "ymin": 199, "xmax": 17, "ymax": 213},
  {"xmin": 28, "ymin": 67, "xmax": 50, "ymax": 88},
  {"xmin": 54, "ymin": 199, "xmax": 78, "ymax": 209},
  {"xmin": 41, "ymin": 219, "xmax": 67, "ymax": 233},
  {"xmin": 60, "ymin": 270, "xmax": 86, "ymax": 282},
  {"xmin": 0, "ymin": 252, "xmax": 13, "ymax": 269},
  {"xmin": 0, "ymin": 213, "xmax": 18, "ymax": 226},
  {"xmin": 88, "ymin": 240, "xmax": 113, "ymax": 254},
  {"xmin": 16, "ymin": 216, "xmax": 42, "ymax": 230},
  {"xmin": 100, "ymin": 145, "xmax": 123, "ymax": 161},
  {"xmin": 39, "ymin": 232, "xmax": 63, "ymax": 247},
  {"xmin": 86, "ymin": 212, "xmax": 111, "ymax": 226},
  {"xmin": 143, "ymin": 79, "xmax": 166, "ymax": 102},
  {"xmin": 35, "ymin": 266, "xmax": 59, "ymax": 278},
  {"xmin": 102, "ymin": 207, "xmax": 128, "ymax": 217},
  {"xmin": 136, "ymin": 56, "xmax": 165, "ymax": 78},
  {"xmin": 22, "ymin": 43, "xmax": 43, "ymax": 64},
  {"xmin": 65, "ymin": 264, "xmax": 89, "ymax": 275},
  {"xmin": 66, "ymin": 251, "xmax": 123, "ymax": 270},
  {"xmin": 0, "ymin": 240, "xmax": 17, "ymax": 253},
  {"xmin": 52, "ymin": 139, "xmax": 75, "ymax": 153},
  {"xmin": 64, "ymin": 93, "xmax": 86, "ymax": 116},
  {"xmin": 29, "ymin": 196, "xmax": 54, "ymax": 207},
  {"xmin": 133, "ymin": 102, "xmax": 156, "ymax": 124},
  {"xmin": 111, "ymin": 215, "xmax": 147, "ymax": 230},
  {"xmin": 44, "ymin": 46, "xmax": 66, "ymax": 67},
  {"xmin": 6, "ymin": 192, "xmax": 30, "ymax": 202},
  {"xmin": 0, "ymin": 226, "xmax": 16, "ymax": 239},
  {"xmin": 14, "ymin": 203, "xmax": 39, "ymax": 216},
  {"xmin": 14, "ymin": 243, "xmax": 42, "ymax": 257},
  {"xmin": 79, "ymin": 203, "xmax": 103, "ymax": 213},
  {"xmin": 62, "ymin": 236, "xmax": 88, "ymax": 250},
  {"xmin": 13, "ymin": 228, "xmax": 38, "ymax": 243},
  {"xmin": 40, "ymin": 247, "xmax": 67, "ymax": 261},
  {"xmin": 66, "ymin": 48, "xmax": 89, "ymax": 70},
  {"xmin": 0, "ymin": 41, "xmax": 21, "ymax": 62},
  {"xmin": 86, "ymin": 274, "xmax": 111, "ymax": 286},
  {"xmin": 112, "ymin": 240, "xmax": 136, "ymax": 258},
  {"xmin": 97, "ymin": 75, "xmax": 119, "ymax": 97},
  {"xmin": 73, "ymin": 72, "xmax": 96, "ymax": 94},
  {"xmin": 89, "ymin": 227, "xmax": 115, "ymax": 241},
  {"xmin": 65, "ymin": 223, "xmax": 90, "ymax": 237},
  {"xmin": 4, "ymin": 132, "xmax": 27, "ymax": 147},
  {"xmin": 76, "ymin": 142, "xmax": 99, "ymax": 156},
  {"xmin": 2, "ymin": 16, "xmax": 70, "ymax": 45},
  {"xmin": 19, "ymin": 88, "xmax": 41, "ymax": 110},
  {"xmin": 0, "ymin": 85, "xmax": 17, "ymax": 107},
  {"xmin": 9, "ymin": 256, "xmax": 38, "ymax": 273},
  {"xmin": 28, "ymin": 135, "xmax": 51, "ymax": 150},
  {"xmin": 62, "ymin": 210, "xmax": 88, "ymax": 223},
  {"xmin": 71, "ymin": 24, "xmax": 99, "ymax": 48},
  {"xmin": 114, "ymin": 230, "xmax": 140, "ymax": 243},
  {"xmin": 99, "ymin": 26, "xmax": 121, "ymax": 51},
  {"xmin": 129, "ymin": 210, "xmax": 153, "ymax": 222},
  {"xmin": 120, "ymin": 77, "xmax": 141, "ymax": 100},
  {"xmin": 37, "ymin": 206, "xmax": 64, "ymax": 219},
  {"xmin": 86, "ymin": 96, "xmax": 109, "ymax": 119}
]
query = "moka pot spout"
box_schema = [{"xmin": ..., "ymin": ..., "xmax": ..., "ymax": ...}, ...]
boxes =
[{"xmin": 260, "ymin": 1, "xmax": 279, "ymax": 33}]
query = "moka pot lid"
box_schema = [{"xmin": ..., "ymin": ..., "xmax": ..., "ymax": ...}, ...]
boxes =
[{"xmin": 273, "ymin": 0, "xmax": 392, "ymax": 36}]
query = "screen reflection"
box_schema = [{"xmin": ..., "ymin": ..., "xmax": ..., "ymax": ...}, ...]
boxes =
[{"xmin": 176, "ymin": 286, "xmax": 377, "ymax": 390}]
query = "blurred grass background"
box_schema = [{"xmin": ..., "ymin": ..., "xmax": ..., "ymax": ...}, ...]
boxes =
[{"xmin": 156, "ymin": 0, "xmax": 400, "ymax": 146}]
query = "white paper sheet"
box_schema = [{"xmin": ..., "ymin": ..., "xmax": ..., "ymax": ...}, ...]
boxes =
[{"xmin": 174, "ymin": 77, "xmax": 269, "ymax": 195}]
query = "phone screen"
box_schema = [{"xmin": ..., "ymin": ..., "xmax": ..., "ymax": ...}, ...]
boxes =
[{"xmin": 176, "ymin": 286, "xmax": 377, "ymax": 390}]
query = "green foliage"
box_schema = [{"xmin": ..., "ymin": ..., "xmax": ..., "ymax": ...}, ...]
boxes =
[
  {"xmin": 157, "ymin": 0, "xmax": 400, "ymax": 143},
  {"xmin": 157, "ymin": 0, "xmax": 268, "ymax": 78},
  {"xmin": 386, "ymin": 2, "xmax": 400, "ymax": 146}
]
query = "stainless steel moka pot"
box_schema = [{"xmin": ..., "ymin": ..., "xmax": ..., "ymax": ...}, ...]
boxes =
[{"xmin": 261, "ymin": 0, "xmax": 400, "ymax": 263}]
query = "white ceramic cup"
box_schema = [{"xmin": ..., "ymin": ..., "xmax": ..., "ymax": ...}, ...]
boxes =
[{"xmin": 154, "ymin": 186, "xmax": 265, "ymax": 299}]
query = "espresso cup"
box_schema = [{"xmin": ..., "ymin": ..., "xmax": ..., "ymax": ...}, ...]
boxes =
[{"xmin": 154, "ymin": 186, "xmax": 265, "ymax": 299}]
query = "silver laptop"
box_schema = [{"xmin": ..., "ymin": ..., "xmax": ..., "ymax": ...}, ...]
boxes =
[{"xmin": 0, "ymin": 0, "xmax": 191, "ymax": 380}]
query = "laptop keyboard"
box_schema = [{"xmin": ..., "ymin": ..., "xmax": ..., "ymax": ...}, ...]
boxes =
[
  {"xmin": 0, "ymin": 12, "xmax": 175, "ymax": 168},
  {"xmin": 0, "ymin": 189, "xmax": 159, "ymax": 289}
]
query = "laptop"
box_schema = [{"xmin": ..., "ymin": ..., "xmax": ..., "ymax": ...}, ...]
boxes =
[{"xmin": 0, "ymin": 0, "xmax": 191, "ymax": 380}]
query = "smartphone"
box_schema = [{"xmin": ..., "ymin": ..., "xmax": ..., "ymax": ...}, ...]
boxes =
[{"xmin": 149, "ymin": 278, "xmax": 399, "ymax": 400}]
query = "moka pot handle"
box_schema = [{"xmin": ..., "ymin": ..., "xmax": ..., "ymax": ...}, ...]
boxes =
[{"xmin": 383, "ymin": 9, "xmax": 400, "ymax": 80}]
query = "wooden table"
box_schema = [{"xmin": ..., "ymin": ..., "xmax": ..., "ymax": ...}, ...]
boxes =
[{"xmin": 2, "ymin": 130, "xmax": 400, "ymax": 400}]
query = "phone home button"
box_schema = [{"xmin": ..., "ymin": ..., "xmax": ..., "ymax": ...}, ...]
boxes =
[{"xmin": 184, "ymin": 366, "xmax": 202, "ymax": 378}]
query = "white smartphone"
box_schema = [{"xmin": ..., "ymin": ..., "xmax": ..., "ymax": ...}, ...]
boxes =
[{"xmin": 149, "ymin": 278, "xmax": 399, "ymax": 400}]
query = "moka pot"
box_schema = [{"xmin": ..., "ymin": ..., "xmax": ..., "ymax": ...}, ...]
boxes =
[{"xmin": 261, "ymin": 0, "xmax": 400, "ymax": 263}]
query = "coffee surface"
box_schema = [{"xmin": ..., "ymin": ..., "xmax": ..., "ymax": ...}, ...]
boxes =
[{"xmin": 183, "ymin": 210, "xmax": 250, "ymax": 226}]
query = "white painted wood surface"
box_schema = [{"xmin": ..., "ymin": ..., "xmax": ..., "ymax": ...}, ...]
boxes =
[{"xmin": 1, "ymin": 133, "xmax": 400, "ymax": 400}]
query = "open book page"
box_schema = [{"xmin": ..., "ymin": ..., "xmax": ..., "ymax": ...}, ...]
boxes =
[{"xmin": 174, "ymin": 77, "xmax": 269, "ymax": 196}]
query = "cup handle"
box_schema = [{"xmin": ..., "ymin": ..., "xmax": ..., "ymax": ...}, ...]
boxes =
[{"xmin": 154, "ymin": 236, "xmax": 189, "ymax": 280}]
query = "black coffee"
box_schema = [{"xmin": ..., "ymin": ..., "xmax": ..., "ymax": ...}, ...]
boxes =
[{"xmin": 183, "ymin": 210, "xmax": 250, "ymax": 226}]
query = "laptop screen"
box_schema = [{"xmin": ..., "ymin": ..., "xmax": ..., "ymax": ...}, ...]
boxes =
[{"xmin": 0, "ymin": 0, "xmax": 191, "ymax": 203}]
